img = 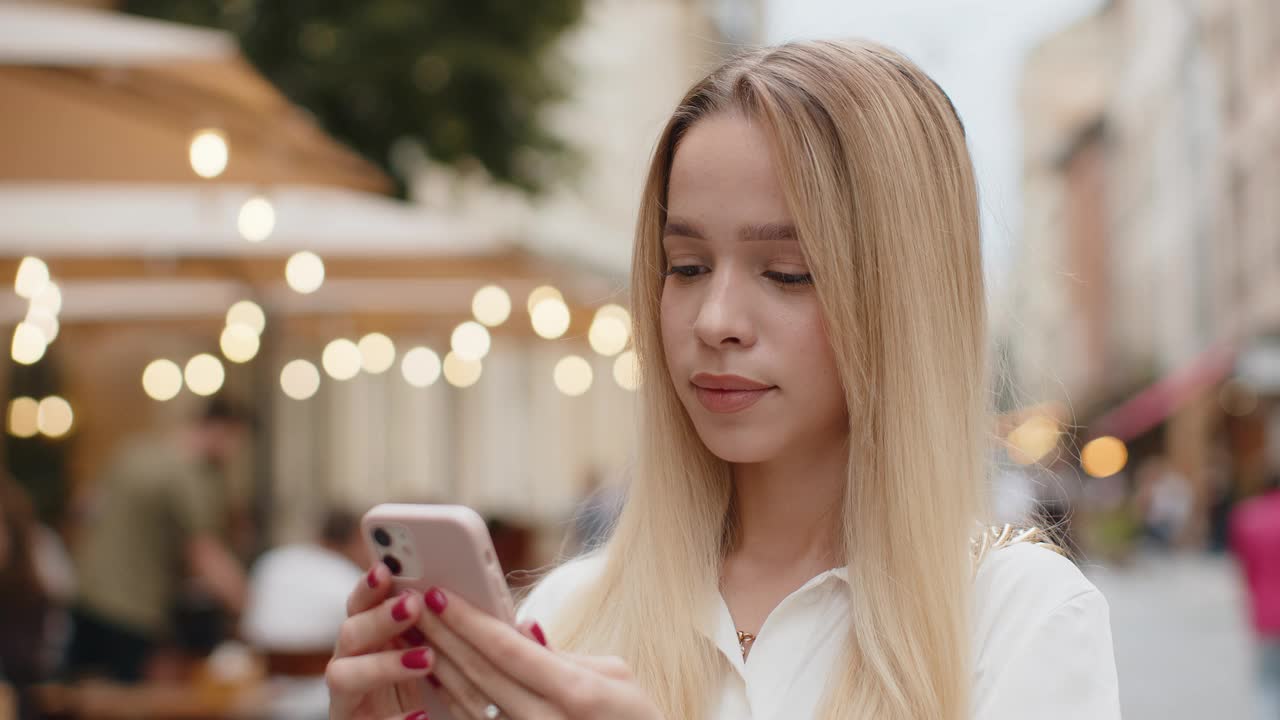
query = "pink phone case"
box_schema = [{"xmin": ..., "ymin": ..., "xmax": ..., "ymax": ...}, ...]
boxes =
[
  {"xmin": 361, "ymin": 504, "xmax": 516, "ymax": 719},
  {"xmin": 361, "ymin": 503, "xmax": 515, "ymax": 622}
]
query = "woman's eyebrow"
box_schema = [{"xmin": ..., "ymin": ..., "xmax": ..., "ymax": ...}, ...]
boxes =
[{"xmin": 662, "ymin": 219, "xmax": 797, "ymax": 242}]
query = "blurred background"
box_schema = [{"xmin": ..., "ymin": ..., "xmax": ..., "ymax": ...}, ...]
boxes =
[{"xmin": 0, "ymin": 0, "xmax": 1275, "ymax": 718}]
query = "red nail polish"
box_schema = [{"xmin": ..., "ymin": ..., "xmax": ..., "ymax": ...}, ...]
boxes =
[
  {"xmin": 401, "ymin": 648, "xmax": 432, "ymax": 670},
  {"xmin": 407, "ymin": 711, "xmax": 430, "ymax": 720},
  {"xmin": 427, "ymin": 673, "xmax": 442, "ymax": 689},
  {"xmin": 424, "ymin": 588, "xmax": 447, "ymax": 615},
  {"xmin": 401, "ymin": 627, "xmax": 426, "ymax": 645},
  {"xmin": 367, "ymin": 568, "xmax": 379, "ymax": 588},
  {"xmin": 531, "ymin": 622, "xmax": 547, "ymax": 647},
  {"xmin": 392, "ymin": 594, "xmax": 411, "ymax": 622}
]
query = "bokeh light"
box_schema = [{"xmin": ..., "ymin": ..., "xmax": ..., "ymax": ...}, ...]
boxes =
[
  {"xmin": 588, "ymin": 313, "xmax": 628, "ymax": 356},
  {"xmin": 401, "ymin": 347, "xmax": 442, "ymax": 388},
  {"xmin": 189, "ymin": 128, "xmax": 229, "ymax": 179},
  {"xmin": 184, "ymin": 354, "xmax": 226, "ymax": 397},
  {"xmin": 451, "ymin": 321, "xmax": 491, "ymax": 361},
  {"xmin": 359, "ymin": 333, "xmax": 397, "ymax": 374},
  {"xmin": 226, "ymin": 300, "xmax": 266, "ymax": 335},
  {"xmin": 14, "ymin": 257, "xmax": 49, "ymax": 300},
  {"xmin": 1082, "ymin": 436, "xmax": 1129, "ymax": 478},
  {"xmin": 220, "ymin": 324, "xmax": 261, "ymax": 363},
  {"xmin": 554, "ymin": 355, "xmax": 593, "ymax": 396},
  {"xmin": 526, "ymin": 285, "xmax": 563, "ymax": 314},
  {"xmin": 7, "ymin": 397, "xmax": 38, "ymax": 438},
  {"xmin": 322, "ymin": 339, "xmax": 362, "ymax": 380},
  {"xmin": 24, "ymin": 308, "xmax": 59, "ymax": 344},
  {"xmin": 37, "ymin": 396, "xmax": 74, "ymax": 438},
  {"xmin": 30, "ymin": 281, "xmax": 62, "ymax": 315},
  {"xmin": 237, "ymin": 196, "xmax": 276, "ymax": 242},
  {"xmin": 142, "ymin": 359, "xmax": 183, "ymax": 401},
  {"xmin": 286, "ymin": 251, "xmax": 326, "ymax": 294},
  {"xmin": 1006, "ymin": 415, "xmax": 1061, "ymax": 465},
  {"xmin": 530, "ymin": 298, "xmax": 570, "ymax": 339},
  {"xmin": 11, "ymin": 323, "xmax": 47, "ymax": 365},
  {"xmin": 442, "ymin": 351, "xmax": 482, "ymax": 388},
  {"xmin": 612, "ymin": 350, "xmax": 639, "ymax": 391},
  {"xmin": 280, "ymin": 359, "xmax": 321, "ymax": 400},
  {"xmin": 472, "ymin": 285, "xmax": 512, "ymax": 327}
]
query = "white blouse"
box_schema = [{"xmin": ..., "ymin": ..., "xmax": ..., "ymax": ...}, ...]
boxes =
[{"xmin": 517, "ymin": 543, "xmax": 1121, "ymax": 719}]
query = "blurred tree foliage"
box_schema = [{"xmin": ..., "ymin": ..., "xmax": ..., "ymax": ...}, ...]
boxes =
[{"xmin": 123, "ymin": 0, "xmax": 585, "ymax": 196}]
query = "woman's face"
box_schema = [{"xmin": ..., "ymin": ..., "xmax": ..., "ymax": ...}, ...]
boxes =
[{"xmin": 660, "ymin": 112, "xmax": 847, "ymax": 465}]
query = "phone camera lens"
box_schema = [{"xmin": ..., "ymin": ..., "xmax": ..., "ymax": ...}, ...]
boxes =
[
  {"xmin": 382, "ymin": 555, "xmax": 402, "ymax": 575},
  {"xmin": 372, "ymin": 528, "xmax": 392, "ymax": 547}
]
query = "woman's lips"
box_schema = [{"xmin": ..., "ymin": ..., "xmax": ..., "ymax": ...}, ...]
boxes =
[{"xmin": 694, "ymin": 386, "xmax": 773, "ymax": 413}]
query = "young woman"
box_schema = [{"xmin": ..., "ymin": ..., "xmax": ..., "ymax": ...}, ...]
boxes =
[{"xmin": 326, "ymin": 40, "xmax": 1120, "ymax": 720}]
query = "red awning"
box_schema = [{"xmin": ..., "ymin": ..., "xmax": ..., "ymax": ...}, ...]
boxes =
[{"xmin": 1089, "ymin": 343, "xmax": 1236, "ymax": 441}]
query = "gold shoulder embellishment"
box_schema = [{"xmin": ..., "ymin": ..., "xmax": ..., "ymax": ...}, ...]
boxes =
[{"xmin": 970, "ymin": 524, "xmax": 1065, "ymax": 570}]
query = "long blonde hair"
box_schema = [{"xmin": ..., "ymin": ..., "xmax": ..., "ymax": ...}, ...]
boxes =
[{"xmin": 544, "ymin": 40, "xmax": 986, "ymax": 720}]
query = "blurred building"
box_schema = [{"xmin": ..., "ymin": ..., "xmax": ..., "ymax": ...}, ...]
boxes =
[
  {"xmin": 1013, "ymin": 0, "xmax": 1280, "ymax": 541},
  {"xmin": 0, "ymin": 1, "xmax": 756, "ymax": 565}
]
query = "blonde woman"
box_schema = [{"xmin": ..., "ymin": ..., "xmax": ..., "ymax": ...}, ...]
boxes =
[{"xmin": 326, "ymin": 40, "xmax": 1120, "ymax": 720}]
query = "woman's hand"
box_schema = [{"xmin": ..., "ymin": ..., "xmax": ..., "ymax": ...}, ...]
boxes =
[
  {"xmin": 327, "ymin": 563, "xmax": 434, "ymax": 720},
  {"xmin": 417, "ymin": 586, "xmax": 664, "ymax": 720}
]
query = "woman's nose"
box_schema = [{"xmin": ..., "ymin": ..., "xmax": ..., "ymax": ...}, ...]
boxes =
[{"xmin": 693, "ymin": 270, "xmax": 757, "ymax": 349}]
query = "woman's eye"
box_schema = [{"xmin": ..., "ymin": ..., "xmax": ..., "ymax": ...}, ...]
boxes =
[
  {"xmin": 665, "ymin": 265, "xmax": 708, "ymax": 279},
  {"xmin": 764, "ymin": 271, "xmax": 814, "ymax": 286}
]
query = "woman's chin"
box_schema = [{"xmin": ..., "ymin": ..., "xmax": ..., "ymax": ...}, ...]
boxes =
[{"xmin": 697, "ymin": 427, "xmax": 782, "ymax": 465}]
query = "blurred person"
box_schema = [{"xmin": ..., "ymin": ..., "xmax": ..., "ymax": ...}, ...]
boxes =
[
  {"xmin": 1232, "ymin": 478, "xmax": 1280, "ymax": 719},
  {"xmin": 0, "ymin": 476, "xmax": 56, "ymax": 720},
  {"xmin": 241, "ymin": 508, "xmax": 366, "ymax": 654},
  {"xmin": 1135, "ymin": 455, "xmax": 1193, "ymax": 548},
  {"xmin": 64, "ymin": 396, "xmax": 251, "ymax": 683},
  {"xmin": 327, "ymin": 41, "xmax": 1119, "ymax": 720}
]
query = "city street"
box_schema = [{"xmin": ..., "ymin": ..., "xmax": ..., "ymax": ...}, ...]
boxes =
[{"xmin": 1090, "ymin": 551, "xmax": 1256, "ymax": 719}]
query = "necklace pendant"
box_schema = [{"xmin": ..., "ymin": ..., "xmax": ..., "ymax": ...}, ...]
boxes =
[{"xmin": 736, "ymin": 630, "xmax": 756, "ymax": 660}]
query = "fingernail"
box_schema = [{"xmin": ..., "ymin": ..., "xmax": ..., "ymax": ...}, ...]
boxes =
[
  {"xmin": 407, "ymin": 712, "xmax": 430, "ymax": 720},
  {"xmin": 392, "ymin": 594, "xmax": 411, "ymax": 622},
  {"xmin": 530, "ymin": 622, "xmax": 547, "ymax": 647},
  {"xmin": 424, "ymin": 588, "xmax": 447, "ymax": 615},
  {"xmin": 367, "ymin": 568, "xmax": 379, "ymax": 588},
  {"xmin": 401, "ymin": 627, "xmax": 426, "ymax": 646},
  {"xmin": 401, "ymin": 648, "xmax": 432, "ymax": 670},
  {"xmin": 426, "ymin": 673, "xmax": 442, "ymax": 689}
]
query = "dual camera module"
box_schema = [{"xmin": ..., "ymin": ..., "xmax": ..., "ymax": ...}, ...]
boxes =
[{"xmin": 371, "ymin": 526, "xmax": 402, "ymax": 575}]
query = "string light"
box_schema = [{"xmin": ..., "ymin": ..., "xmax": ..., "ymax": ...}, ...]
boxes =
[
  {"xmin": 189, "ymin": 129, "xmax": 229, "ymax": 179},
  {"xmin": 184, "ymin": 354, "xmax": 226, "ymax": 396},
  {"xmin": 401, "ymin": 347, "xmax": 442, "ymax": 388},
  {"xmin": 451, "ymin": 321, "xmax": 491, "ymax": 361},
  {"xmin": 554, "ymin": 355, "xmax": 593, "ymax": 396},
  {"xmin": 442, "ymin": 352, "xmax": 482, "ymax": 388},
  {"xmin": 14, "ymin": 257, "xmax": 49, "ymax": 299},
  {"xmin": 613, "ymin": 350, "xmax": 639, "ymax": 391},
  {"xmin": 6, "ymin": 397, "xmax": 38, "ymax": 438},
  {"xmin": 472, "ymin": 285, "xmax": 512, "ymax": 327},
  {"xmin": 531, "ymin": 298, "xmax": 570, "ymax": 339},
  {"xmin": 526, "ymin": 286, "xmax": 563, "ymax": 314},
  {"xmin": 322, "ymin": 339, "xmax": 362, "ymax": 380},
  {"xmin": 11, "ymin": 323, "xmax": 47, "ymax": 365},
  {"xmin": 281, "ymin": 359, "xmax": 321, "ymax": 400},
  {"xmin": 226, "ymin": 300, "xmax": 266, "ymax": 335},
  {"xmin": 142, "ymin": 359, "xmax": 184, "ymax": 401},
  {"xmin": 220, "ymin": 324, "xmax": 261, "ymax": 363},
  {"xmin": 359, "ymin": 333, "xmax": 397, "ymax": 374},
  {"xmin": 286, "ymin": 251, "xmax": 325, "ymax": 294},
  {"xmin": 237, "ymin": 196, "xmax": 276, "ymax": 242},
  {"xmin": 36, "ymin": 396, "xmax": 73, "ymax": 438}
]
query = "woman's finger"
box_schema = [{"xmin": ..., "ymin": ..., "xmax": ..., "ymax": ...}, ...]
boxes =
[
  {"xmin": 325, "ymin": 646, "xmax": 437, "ymax": 697},
  {"xmin": 336, "ymin": 590, "xmax": 424, "ymax": 657},
  {"xmin": 382, "ymin": 712, "xmax": 430, "ymax": 720},
  {"xmin": 420, "ymin": 589, "xmax": 584, "ymax": 703},
  {"xmin": 348, "ymin": 562, "xmax": 395, "ymax": 616},
  {"xmin": 427, "ymin": 648, "xmax": 560, "ymax": 720}
]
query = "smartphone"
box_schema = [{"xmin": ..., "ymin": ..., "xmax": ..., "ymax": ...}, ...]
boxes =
[{"xmin": 363, "ymin": 501, "xmax": 516, "ymax": 618}]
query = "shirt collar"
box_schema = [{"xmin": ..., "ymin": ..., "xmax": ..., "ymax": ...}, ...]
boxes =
[{"xmin": 700, "ymin": 566, "xmax": 850, "ymax": 670}]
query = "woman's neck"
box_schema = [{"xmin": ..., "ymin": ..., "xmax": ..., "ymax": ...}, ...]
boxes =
[{"xmin": 727, "ymin": 444, "xmax": 847, "ymax": 574}]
